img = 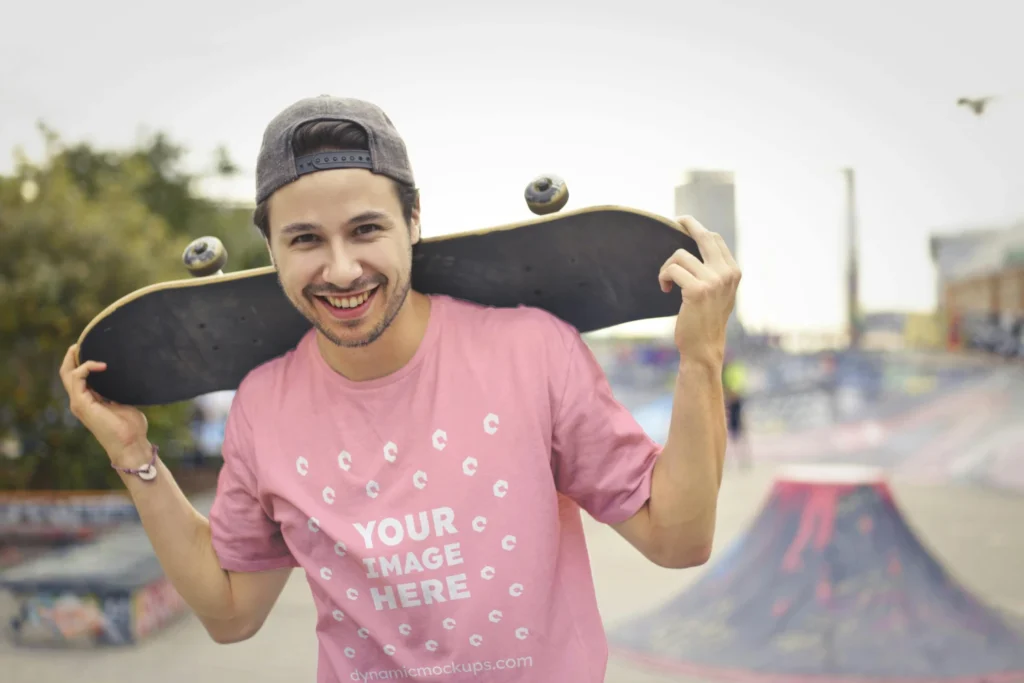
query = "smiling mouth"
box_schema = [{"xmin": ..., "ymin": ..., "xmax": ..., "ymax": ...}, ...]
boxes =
[
  {"xmin": 314, "ymin": 285, "xmax": 380, "ymax": 319},
  {"xmin": 320, "ymin": 289, "xmax": 374, "ymax": 309}
]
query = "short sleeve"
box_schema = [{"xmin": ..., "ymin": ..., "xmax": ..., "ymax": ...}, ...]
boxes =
[
  {"xmin": 208, "ymin": 391, "xmax": 298, "ymax": 573},
  {"xmin": 549, "ymin": 322, "xmax": 662, "ymax": 525}
]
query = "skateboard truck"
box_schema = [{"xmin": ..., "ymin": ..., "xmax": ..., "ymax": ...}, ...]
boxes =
[
  {"xmin": 182, "ymin": 237, "xmax": 228, "ymax": 277},
  {"xmin": 524, "ymin": 174, "xmax": 569, "ymax": 215}
]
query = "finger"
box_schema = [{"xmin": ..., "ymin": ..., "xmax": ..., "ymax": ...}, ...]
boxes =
[
  {"xmin": 59, "ymin": 346, "xmax": 106, "ymax": 396},
  {"xmin": 72, "ymin": 360, "xmax": 107, "ymax": 377},
  {"xmin": 712, "ymin": 233, "xmax": 739, "ymax": 271},
  {"xmin": 59, "ymin": 345, "xmax": 78, "ymax": 392},
  {"xmin": 661, "ymin": 247, "xmax": 718, "ymax": 284},
  {"xmin": 69, "ymin": 360, "xmax": 107, "ymax": 398},
  {"xmin": 711, "ymin": 235, "xmax": 742, "ymax": 291},
  {"xmin": 677, "ymin": 216, "xmax": 723, "ymax": 263},
  {"xmin": 675, "ymin": 215, "xmax": 699, "ymax": 237},
  {"xmin": 659, "ymin": 262, "xmax": 703, "ymax": 294}
]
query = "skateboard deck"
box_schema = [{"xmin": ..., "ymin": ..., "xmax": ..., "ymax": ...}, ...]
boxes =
[{"xmin": 76, "ymin": 205, "xmax": 699, "ymax": 406}]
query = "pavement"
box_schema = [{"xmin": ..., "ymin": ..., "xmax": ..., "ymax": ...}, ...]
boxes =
[{"xmin": 3, "ymin": 461, "xmax": 1024, "ymax": 683}]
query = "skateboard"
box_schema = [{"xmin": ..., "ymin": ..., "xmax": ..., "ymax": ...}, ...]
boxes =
[{"xmin": 76, "ymin": 175, "xmax": 701, "ymax": 406}]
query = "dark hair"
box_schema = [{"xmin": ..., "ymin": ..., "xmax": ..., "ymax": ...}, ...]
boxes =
[{"xmin": 252, "ymin": 120, "xmax": 419, "ymax": 238}]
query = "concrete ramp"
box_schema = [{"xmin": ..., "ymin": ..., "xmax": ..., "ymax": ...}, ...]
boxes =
[
  {"xmin": 0, "ymin": 495, "xmax": 213, "ymax": 647},
  {"xmin": 609, "ymin": 464, "xmax": 1024, "ymax": 681}
]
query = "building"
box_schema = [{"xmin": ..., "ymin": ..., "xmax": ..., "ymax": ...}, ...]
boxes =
[
  {"xmin": 930, "ymin": 226, "xmax": 1003, "ymax": 312},
  {"xmin": 930, "ymin": 220, "xmax": 1024, "ymax": 353},
  {"xmin": 853, "ymin": 311, "xmax": 945, "ymax": 351}
]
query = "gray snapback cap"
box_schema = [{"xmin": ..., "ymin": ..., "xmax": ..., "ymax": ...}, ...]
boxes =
[{"xmin": 255, "ymin": 94, "xmax": 415, "ymax": 205}]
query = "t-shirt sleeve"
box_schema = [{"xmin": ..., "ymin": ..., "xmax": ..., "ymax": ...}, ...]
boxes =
[
  {"xmin": 549, "ymin": 320, "xmax": 662, "ymax": 525},
  {"xmin": 208, "ymin": 390, "xmax": 298, "ymax": 573}
]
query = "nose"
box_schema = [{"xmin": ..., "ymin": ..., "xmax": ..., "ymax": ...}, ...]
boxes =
[{"xmin": 321, "ymin": 241, "xmax": 363, "ymax": 289}]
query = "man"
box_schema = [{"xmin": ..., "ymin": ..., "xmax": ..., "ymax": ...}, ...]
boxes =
[{"xmin": 60, "ymin": 95, "xmax": 740, "ymax": 682}]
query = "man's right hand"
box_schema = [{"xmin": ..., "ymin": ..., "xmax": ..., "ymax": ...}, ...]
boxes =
[{"xmin": 60, "ymin": 344, "xmax": 151, "ymax": 467}]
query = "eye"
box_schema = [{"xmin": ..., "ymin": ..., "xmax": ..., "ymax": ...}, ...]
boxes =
[
  {"xmin": 354, "ymin": 223, "xmax": 382, "ymax": 236},
  {"xmin": 290, "ymin": 233, "xmax": 319, "ymax": 245}
]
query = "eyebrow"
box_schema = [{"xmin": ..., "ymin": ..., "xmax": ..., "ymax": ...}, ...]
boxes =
[
  {"xmin": 347, "ymin": 210, "xmax": 390, "ymax": 226},
  {"xmin": 279, "ymin": 211, "xmax": 391, "ymax": 236},
  {"xmin": 280, "ymin": 222, "xmax": 319, "ymax": 235}
]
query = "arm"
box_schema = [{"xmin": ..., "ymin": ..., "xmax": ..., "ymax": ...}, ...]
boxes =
[
  {"xmin": 611, "ymin": 358, "xmax": 724, "ymax": 567},
  {"xmin": 612, "ymin": 215, "xmax": 740, "ymax": 567},
  {"xmin": 61, "ymin": 347, "xmax": 294, "ymax": 643},
  {"xmin": 112, "ymin": 445, "xmax": 291, "ymax": 643}
]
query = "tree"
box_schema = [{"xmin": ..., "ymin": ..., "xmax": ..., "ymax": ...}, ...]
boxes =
[
  {"xmin": 0, "ymin": 124, "xmax": 265, "ymax": 491},
  {"xmin": 56, "ymin": 127, "xmax": 270, "ymax": 273}
]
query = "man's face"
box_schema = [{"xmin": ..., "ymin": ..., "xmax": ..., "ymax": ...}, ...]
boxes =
[{"xmin": 265, "ymin": 168, "xmax": 420, "ymax": 348}]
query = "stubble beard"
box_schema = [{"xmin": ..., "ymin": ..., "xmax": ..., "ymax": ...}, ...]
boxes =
[
  {"xmin": 277, "ymin": 266, "xmax": 413, "ymax": 350},
  {"xmin": 315, "ymin": 274, "xmax": 412, "ymax": 349}
]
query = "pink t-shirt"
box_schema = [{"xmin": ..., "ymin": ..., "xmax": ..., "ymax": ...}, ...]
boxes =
[{"xmin": 209, "ymin": 294, "xmax": 660, "ymax": 682}]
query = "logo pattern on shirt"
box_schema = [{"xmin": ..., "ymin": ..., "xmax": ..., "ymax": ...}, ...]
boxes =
[{"xmin": 293, "ymin": 411, "xmax": 531, "ymax": 664}]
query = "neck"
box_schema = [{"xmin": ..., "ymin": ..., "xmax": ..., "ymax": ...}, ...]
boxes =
[{"xmin": 316, "ymin": 290, "xmax": 433, "ymax": 382}]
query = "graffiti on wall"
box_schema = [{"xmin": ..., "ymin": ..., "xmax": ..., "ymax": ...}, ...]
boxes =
[
  {"xmin": 13, "ymin": 591, "xmax": 133, "ymax": 645},
  {"xmin": 11, "ymin": 578, "xmax": 188, "ymax": 646},
  {"xmin": 133, "ymin": 577, "xmax": 188, "ymax": 640}
]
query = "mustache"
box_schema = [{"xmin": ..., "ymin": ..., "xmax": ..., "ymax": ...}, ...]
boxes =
[{"xmin": 304, "ymin": 276, "xmax": 385, "ymax": 297}]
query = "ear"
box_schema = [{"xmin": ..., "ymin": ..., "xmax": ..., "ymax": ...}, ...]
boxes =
[
  {"xmin": 409, "ymin": 193, "xmax": 422, "ymax": 245},
  {"xmin": 264, "ymin": 236, "xmax": 277, "ymax": 267}
]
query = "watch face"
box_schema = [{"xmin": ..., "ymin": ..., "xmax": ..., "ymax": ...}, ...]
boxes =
[{"xmin": 138, "ymin": 464, "xmax": 158, "ymax": 481}]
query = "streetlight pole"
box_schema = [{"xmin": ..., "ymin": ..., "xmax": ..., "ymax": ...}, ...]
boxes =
[{"xmin": 844, "ymin": 167, "xmax": 861, "ymax": 349}]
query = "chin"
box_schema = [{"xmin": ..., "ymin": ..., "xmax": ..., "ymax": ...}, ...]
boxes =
[
  {"xmin": 310, "ymin": 311, "xmax": 383, "ymax": 348},
  {"xmin": 315, "ymin": 303, "xmax": 396, "ymax": 349},
  {"xmin": 321, "ymin": 323, "xmax": 387, "ymax": 348}
]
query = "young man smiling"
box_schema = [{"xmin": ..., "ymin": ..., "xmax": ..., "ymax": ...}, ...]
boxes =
[{"xmin": 60, "ymin": 95, "xmax": 741, "ymax": 682}]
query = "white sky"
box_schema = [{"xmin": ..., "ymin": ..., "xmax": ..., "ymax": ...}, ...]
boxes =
[{"xmin": 2, "ymin": 0, "xmax": 1022, "ymax": 335}]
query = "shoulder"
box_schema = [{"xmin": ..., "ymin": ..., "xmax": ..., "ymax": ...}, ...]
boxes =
[
  {"xmin": 435, "ymin": 294, "xmax": 581, "ymax": 352},
  {"xmin": 229, "ymin": 329, "xmax": 317, "ymax": 418}
]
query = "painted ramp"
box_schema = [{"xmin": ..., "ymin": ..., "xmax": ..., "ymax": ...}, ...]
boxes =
[{"xmin": 609, "ymin": 465, "xmax": 1024, "ymax": 682}]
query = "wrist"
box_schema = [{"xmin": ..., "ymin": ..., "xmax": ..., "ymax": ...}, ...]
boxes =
[
  {"xmin": 678, "ymin": 353, "xmax": 723, "ymax": 375},
  {"xmin": 111, "ymin": 441, "xmax": 156, "ymax": 470}
]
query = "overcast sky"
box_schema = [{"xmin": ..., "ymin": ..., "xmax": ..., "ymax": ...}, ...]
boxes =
[{"xmin": 2, "ymin": 0, "xmax": 1021, "ymax": 334}]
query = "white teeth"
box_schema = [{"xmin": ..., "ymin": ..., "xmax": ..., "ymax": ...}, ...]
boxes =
[{"xmin": 324, "ymin": 288, "xmax": 374, "ymax": 309}]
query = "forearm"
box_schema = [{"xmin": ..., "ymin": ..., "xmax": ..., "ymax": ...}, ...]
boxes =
[
  {"xmin": 646, "ymin": 357, "xmax": 726, "ymax": 562},
  {"xmin": 113, "ymin": 443, "xmax": 245, "ymax": 637}
]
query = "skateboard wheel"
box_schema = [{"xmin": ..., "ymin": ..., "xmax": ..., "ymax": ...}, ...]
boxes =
[
  {"xmin": 524, "ymin": 174, "xmax": 568, "ymax": 215},
  {"xmin": 182, "ymin": 237, "xmax": 228, "ymax": 277}
]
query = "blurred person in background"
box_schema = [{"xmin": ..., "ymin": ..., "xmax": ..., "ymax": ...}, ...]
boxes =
[{"xmin": 723, "ymin": 352, "xmax": 751, "ymax": 469}]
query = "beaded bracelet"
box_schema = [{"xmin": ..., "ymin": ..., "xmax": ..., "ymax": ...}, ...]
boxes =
[{"xmin": 111, "ymin": 444, "xmax": 159, "ymax": 481}]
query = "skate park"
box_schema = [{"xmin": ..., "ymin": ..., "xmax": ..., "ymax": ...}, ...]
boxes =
[
  {"xmin": 3, "ymin": 339, "xmax": 1024, "ymax": 683},
  {"xmin": 4, "ymin": 5, "xmax": 1024, "ymax": 682}
]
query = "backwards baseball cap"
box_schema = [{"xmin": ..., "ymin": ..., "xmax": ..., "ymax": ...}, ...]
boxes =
[{"xmin": 255, "ymin": 94, "xmax": 415, "ymax": 205}]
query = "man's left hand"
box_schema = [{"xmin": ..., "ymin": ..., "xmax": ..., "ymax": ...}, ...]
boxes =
[{"xmin": 658, "ymin": 215, "xmax": 741, "ymax": 363}]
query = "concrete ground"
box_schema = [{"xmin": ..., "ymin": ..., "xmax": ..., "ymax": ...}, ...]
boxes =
[{"xmin": 3, "ymin": 462, "xmax": 1024, "ymax": 682}]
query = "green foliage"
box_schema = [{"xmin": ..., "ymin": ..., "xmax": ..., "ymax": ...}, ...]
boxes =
[
  {"xmin": 54, "ymin": 127, "xmax": 269, "ymax": 274},
  {"xmin": 0, "ymin": 123, "xmax": 266, "ymax": 490}
]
